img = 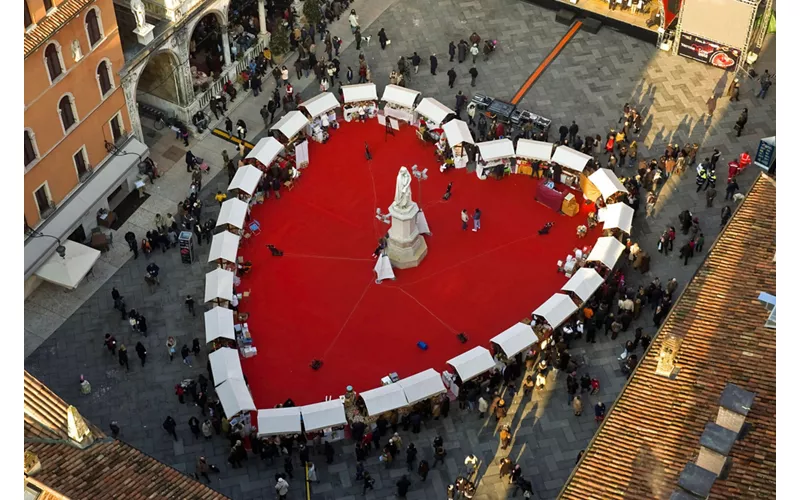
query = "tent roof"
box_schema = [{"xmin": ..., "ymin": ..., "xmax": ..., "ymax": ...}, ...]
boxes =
[
  {"xmin": 228, "ymin": 165, "xmax": 263, "ymax": 196},
  {"xmin": 204, "ymin": 268, "xmax": 234, "ymax": 303},
  {"xmin": 208, "ymin": 347, "xmax": 244, "ymax": 386},
  {"xmin": 246, "ymin": 137, "xmax": 284, "ymax": 166},
  {"xmin": 204, "ymin": 307, "xmax": 235, "ymax": 343},
  {"xmin": 397, "ymin": 369, "xmax": 446, "ymax": 405},
  {"xmin": 516, "ymin": 139, "xmax": 554, "ymax": 161},
  {"xmin": 477, "ymin": 139, "xmax": 515, "ymax": 162},
  {"xmin": 589, "ymin": 168, "xmax": 628, "ymax": 201},
  {"xmin": 381, "ymin": 84, "xmax": 420, "ymax": 108},
  {"xmin": 442, "ymin": 119, "xmax": 475, "ymax": 146},
  {"xmin": 447, "ymin": 346, "xmax": 496, "ymax": 382},
  {"xmin": 299, "ymin": 400, "xmax": 347, "ymax": 432},
  {"xmin": 300, "ymin": 92, "xmax": 340, "ymax": 118},
  {"xmin": 602, "ymin": 202, "xmax": 634, "ymax": 234},
  {"xmin": 257, "ymin": 407, "xmax": 302, "ymax": 436},
  {"xmin": 207, "ymin": 231, "xmax": 240, "ymax": 264},
  {"xmin": 415, "ymin": 97, "xmax": 454, "ymax": 124},
  {"xmin": 360, "ymin": 384, "xmax": 408, "ymax": 416},
  {"xmin": 551, "ymin": 145, "xmax": 592, "ymax": 172},
  {"xmin": 491, "ymin": 323, "xmax": 537, "ymax": 357},
  {"xmin": 586, "ymin": 236, "xmax": 625, "ymax": 269},
  {"xmin": 270, "ymin": 110, "xmax": 309, "ymax": 139},
  {"xmin": 216, "ymin": 198, "xmax": 248, "ymax": 229},
  {"xmin": 216, "ymin": 378, "xmax": 255, "ymax": 417},
  {"xmin": 532, "ymin": 293, "xmax": 578, "ymax": 328},
  {"xmin": 342, "ymin": 83, "xmax": 378, "ymax": 103},
  {"xmin": 561, "ymin": 267, "xmax": 605, "ymax": 302},
  {"xmin": 34, "ymin": 240, "xmax": 101, "ymax": 289}
]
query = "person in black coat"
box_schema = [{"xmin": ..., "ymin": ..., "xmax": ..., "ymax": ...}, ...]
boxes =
[
  {"xmin": 397, "ymin": 476, "xmax": 411, "ymax": 497},
  {"xmin": 135, "ymin": 341, "xmax": 147, "ymax": 366},
  {"xmin": 559, "ymin": 124, "xmax": 569, "ymax": 143},
  {"xmin": 378, "ymin": 28, "xmax": 388, "ymax": 49},
  {"xmin": 448, "ymin": 41, "xmax": 456, "ymax": 61},
  {"xmin": 430, "ymin": 54, "xmax": 438, "ymax": 75},
  {"xmin": 406, "ymin": 443, "xmax": 417, "ymax": 471},
  {"xmin": 447, "ymin": 68, "xmax": 457, "ymax": 88},
  {"xmin": 118, "ymin": 345, "xmax": 130, "ymax": 371},
  {"xmin": 568, "ymin": 121, "xmax": 579, "ymax": 143}
]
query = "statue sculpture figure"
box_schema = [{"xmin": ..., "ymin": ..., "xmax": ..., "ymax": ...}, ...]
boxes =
[
  {"xmin": 393, "ymin": 166, "xmax": 413, "ymax": 211},
  {"xmin": 130, "ymin": 0, "xmax": 147, "ymax": 30},
  {"xmin": 71, "ymin": 40, "xmax": 82, "ymax": 62}
]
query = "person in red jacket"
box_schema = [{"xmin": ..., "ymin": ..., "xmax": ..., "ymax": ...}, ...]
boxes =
[{"xmin": 738, "ymin": 150, "xmax": 752, "ymax": 172}]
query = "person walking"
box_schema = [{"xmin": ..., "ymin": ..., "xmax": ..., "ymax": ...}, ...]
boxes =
[
  {"xmin": 573, "ymin": 395, "xmax": 583, "ymax": 416},
  {"xmin": 189, "ymin": 416, "xmax": 201, "ymax": 439},
  {"xmin": 275, "ymin": 476, "xmax": 290, "ymax": 499},
  {"xmin": 163, "ymin": 416, "xmax": 178, "ymax": 441},
  {"xmin": 725, "ymin": 178, "xmax": 739, "ymax": 200},
  {"xmin": 448, "ymin": 41, "xmax": 456, "ymax": 61},
  {"xmin": 202, "ymin": 419, "xmax": 213, "ymax": 440},
  {"xmin": 721, "ymin": 205, "xmax": 732, "ymax": 226},
  {"xmin": 469, "ymin": 66, "xmax": 478, "ymax": 87},
  {"xmin": 429, "ymin": 53, "xmax": 438, "ymax": 75},
  {"xmin": 195, "ymin": 456, "xmax": 211, "ymax": 484},
  {"xmin": 166, "ymin": 336, "xmax": 176, "ymax": 361},
  {"xmin": 447, "ymin": 68, "xmax": 457, "ymax": 89},
  {"xmin": 411, "ymin": 52, "xmax": 421, "ymax": 74},
  {"xmin": 181, "ymin": 344, "xmax": 193, "ymax": 367},
  {"xmin": 405, "ymin": 443, "xmax": 417, "ymax": 471},
  {"xmin": 362, "ymin": 471, "xmax": 375, "ymax": 495},
  {"xmin": 104, "ymin": 333, "xmax": 117, "ymax": 356},
  {"xmin": 461, "ymin": 209, "xmax": 469, "ymax": 230},
  {"xmin": 455, "ymin": 90, "xmax": 467, "ymax": 118},
  {"xmin": 117, "ymin": 344, "xmax": 130, "ymax": 371},
  {"xmin": 470, "ymin": 43, "xmax": 479, "ymax": 63},
  {"xmin": 355, "ymin": 27, "xmax": 362, "ymax": 51},
  {"xmin": 396, "ymin": 475, "xmax": 411, "ymax": 497},
  {"xmin": 283, "ymin": 456, "xmax": 294, "ymax": 479},
  {"xmin": 135, "ymin": 341, "xmax": 147, "ymax": 367},
  {"xmin": 734, "ymin": 108, "xmax": 748, "ymax": 137},
  {"xmin": 472, "ymin": 208, "xmax": 481, "ymax": 232},
  {"xmin": 757, "ymin": 69, "xmax": 773, "ymax": 99},
  {"xmin": 432, "ymin": 445, "xmax": 446, "ymax": 468},
  {"xmin": 706, "ymin": 95, "xmax": 717, "ymax": 116},
  {"xmin": 378, "ymin": 28, "xmax": 388, "ymax": 49},
  {"xmin": 124, "ymin": 231, "xmax": 138, "ymax": 259},
  {"xmin": 224, "ymin": 117, "xmax": 233, "ymax": 136},
  {"xmin": 185, "ymin": 295, "xmax": 196, "ymax": 316},
  {"xmin": 109, "ymin": 421, "xmax": 120, "ymax": 438}
]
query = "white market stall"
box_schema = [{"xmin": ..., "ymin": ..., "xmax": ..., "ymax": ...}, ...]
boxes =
[
  {"xmin": 441, "ymin": 119, "xmax": 474, "ymax": 170},
  {"xmin": 586, "ymin": 236, "xmax": 625, "ymax": 270},
  {"xmin": 342, "ymin": 83, "xmax": 378, "ymax": 122},
  {"xmin": 300, "ymin": 92, "xmax": 340, "ymax": 143},
  {"xmin": 601, "ymin": 202, "xmax": 634, "ymax": 235},
  {"xmin": 246, "ymin": 137, "xmax": 284, "ymax": 166},
  {"xmin": 208, "ymin": 347, "xmax": 244, "ymax": 386},
  {"xmin": 515, "ymin": 139, "xmax": 554, "ymax": 176},
  {"xmin": 34, "ymin": 240, "xmax": 101, "ymax": 290},
  {"xmin": 447, "ymin": 346, "xmax": 495, "ymax": 382},
  {"xmin": 476, "ymin": 139, "xmax": 515, "ymax": 179},
  {"xmin": 532, "ymin": 293, "xmax": 578, "ymax": 329},
  {"xmin": 270, "ymin": 110, "xmax": 309, "ymax": 146},
  {"xmin": 414, "ymin": 98, "xmax": 455, "ymax": 129},
  {"xmin": 381, "ymin": 84, "xmax": 420, "ymax": 124},
  {"xmin": 551, "ymin": 145, "xmax": 592, "ymax": 188},
  {"xmin": 228, "ymin": 164, "xmax": 263, "ymax": 198},
  {"xmin": 204, "ymin": 306, "xmax": 235, "ymax": 343},
  {"xmin": 359, "ymin": 383, "xmax": 408, "ymax": 416},
  {"xmin": 561, "ymin": 267, "xmax": 604, "ymax": 303},
  {"xmin": 491, "ymin": 323, "xmax": 537, "ymax": 358},
  {"xmin": 397, "ymin": 369, "xmax": 446, "ymax": 405},
  {"xmin": 216, "ymin": 377, "xmax": 256, "ymax": 417},
  {"xmin": 216, "ymin": 198, "xmax": 248, "ymax": 233},
  {"xmin": 257, "ymin": 407, "xmax": 302, "ymax": 436},
  {"xmin": 208, "ymin": 231, "xmax": 240, "ymax": 266},
  {"xmin": 300, "ymin": 400, "xmax": 348, "ymax": 432},
  {"xmin": 588, "ymin": 168, "xmax": 628, "ymax": 202},
  {"xmin": 204, "ymin": 268, "xmax": 234, "ymax": 304}
]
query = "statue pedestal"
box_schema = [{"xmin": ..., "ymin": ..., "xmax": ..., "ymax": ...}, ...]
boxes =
[
  {"xmin": 387, "ymin": 202, "xmax": 428, "ymax": 269},
  {"xmin": 134, "ymin": 24, "xmax": 155, "ymax": 45}
]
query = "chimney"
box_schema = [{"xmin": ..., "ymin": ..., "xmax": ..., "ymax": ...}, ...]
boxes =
[
  {"xmin": 655, "ymin": 334, "xmax": 681, "ymax": 378},
  {"xmin": 66, "ymin": 405, "xmax": 95, "ymax": 448},
  {"xmin": 677, "ymin": 462, "xmax": 717, "ymax": 499},
  {"xmin": 24, "ymin": 450, "xmax": 41, "ymax": 476},
  {"xmin": 716, "ymin": 383, "xmax": 755, "ymax": 434},
  {"xmin": 696, "ymin": 422, "xmax": 737, "ymax": 475}
]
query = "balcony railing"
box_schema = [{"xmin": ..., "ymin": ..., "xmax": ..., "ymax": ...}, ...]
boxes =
[{"xmin": 194, "ymin": 36, "xmax": 267, "ymax": 112}]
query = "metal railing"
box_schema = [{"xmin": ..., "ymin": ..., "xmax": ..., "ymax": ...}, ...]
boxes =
[{"xmin": 195, "ymin": 37, "xmax": 267, "ymax": 112}]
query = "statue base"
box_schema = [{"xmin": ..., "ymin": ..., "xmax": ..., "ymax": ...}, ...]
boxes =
[
  {"xmin": 386, "ymin": 202, "xmax": 428, "ymax": 269},
  {"xmin": 134, "ymin": 24, "xmax": 155, "ymax": 45}
]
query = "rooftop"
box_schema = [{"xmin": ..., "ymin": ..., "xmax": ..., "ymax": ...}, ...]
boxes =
[{"xmin": 24, "ymin": 0, "xmax": 95, "ymax": 58}]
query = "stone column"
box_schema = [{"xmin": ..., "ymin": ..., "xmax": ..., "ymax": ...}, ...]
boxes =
[
  {"xmin": 121, "ymin": 73, "xmax": 144, "ymax": 143},
  {"xmin": 221, "ymin": 27, "xmax": 232, "ymax": 68},
  {"xmin": 258, "ymin": 0, "xmax": 267, "ymax": 37}
]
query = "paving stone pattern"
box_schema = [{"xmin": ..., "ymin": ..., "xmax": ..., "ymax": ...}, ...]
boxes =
[{"xmin": 24, "ymin": 1, "xmax": 775, "ymax": 499}]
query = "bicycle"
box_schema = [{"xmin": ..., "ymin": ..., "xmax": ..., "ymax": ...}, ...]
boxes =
[{"xmin": 153, "ymin": 112, "xmax": 167, "ymax": 130}]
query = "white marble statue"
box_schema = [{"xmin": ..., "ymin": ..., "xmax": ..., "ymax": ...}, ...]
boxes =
[
  {"xmin": 71, "ymin": 40, "xmax": 82, "ymax": 62},
  {"xmin": 130, "ymin": 0, "xmax": 147, "ymax": 30},
  {"xmin": 393, "ymin": 167, "xmax": 413, "ymax": 210}
]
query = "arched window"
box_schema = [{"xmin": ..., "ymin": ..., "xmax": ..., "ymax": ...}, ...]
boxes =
[
  {"xmin": 44, "ymin": 44, "xmax": 63, "ymax": 81},
  {"xmin": 59, "ymin": 95, "xmax": 76, "ymax": 132},
  {"xmin": 24, "ymin": 130, "xmax": 38, "ymax": 167},
  {"xmin": 86, "ymin": 8, "xmax": 103, "ymax": 47},
  {"xmin": 97, "ymin": 60, "xmax": 112, "ymax": 96}
]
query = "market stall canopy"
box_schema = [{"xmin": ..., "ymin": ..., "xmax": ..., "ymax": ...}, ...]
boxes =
[
  {"xmin": 588, "ymin": 168, "xmax": 628, "ymax": 201},
  {"xmin": 216, "ymin": 377, "xmax": 256, "ymax": 417},
  {"xmin": 204, "ymin": 306, "xmax": 235, "ymax": 343},
  {"xmin": 477, "ymin": 139, "xmax": 515, "ymax": 162},
  {"xmin": 442, "ymin": 119, "xmax": 475, "ymax": 146},
  {"xmin": 270, "ymin": 110, "xmax": 309, "ymax": 139},
  {"xmin": 491, "ymin": 323, "xmax": 537, "ymax": 357},
  {"xmin": 246, "ymin": 137, "xmax": 284, "ymax": 165},
  {"xmin": 209, "ymin": 347, "xmax": 244, "ymax": 386},
  {"xmin": 300, "ymin": 92, "xmax": 340, "ymax": 118},
  {"xmin": 551, "ymin": 145, "xmax": 592, "ymax": 173},
  {"xmin": 602, "ymin": 202, "xmax": 634, "ymax": 234},
  {"xmin": 381, "ymin": 84, "xmax": 421, "ymax": 109},
  {"xmin": 415, "ymin": 97, "xmax": 455, "ymax": 125},
  {"xmin": 586, "ymin": 236, "xmax": 625, "ymax": 269},
  {"xmin": 228, "ymin": 164, "xmax": 263, "ymax": 196},
  {"xmin": 216, "ymin": 198, "xmax": 248, "ymax": 230},
  {"xmin": 360, "ymin": 384, "xmax": 409, "ymax": 416},
  {"xmin": 532, "ymin": 293, "xmax": 578, "ymax": 328},
  {"xmin": 257, "ymin": 407, "xmax": 302, "ymax": 436},
  {"xmin": 397, "ymin": 369, "xmax": 446, "ymax": 405},
  {"xmin": 204, "ymin": 268, "xmax": 234, "ymax": 303},
  {"xmin": 208, "ymin": 231, "xmax": 240, "ymax": 264},
  {"xmin": 516, "ymin": 139, "xmax": 554, "ymax": 162},
  {"xmin": 34, "ymin": 240, "xmax": 100, "ymax": 290},
  {"xmin": 447, "ymin": 346, "xmax": 495, "ymax": 382},
  {"xmin": 342, "ymin": 83, "xmax": 378, "ymax": 103},
  {"xmin": 300, "ymin": 400, "xmax": 347, "ymax": 432},
  {"xmin": 561, "ymin": 267, "xmax": 605, "ymax": 303}
]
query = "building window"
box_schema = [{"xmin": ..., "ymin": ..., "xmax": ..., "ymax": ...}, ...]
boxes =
[
  {"xmin": 97, "ymin": 60, "xmax": 112, "ymax": 96},
  {"xmin": 25, "ymin": 1, "xmax": 33, "ymax": 29},
  {"xmin": 74, "ymin": 146, "xmax": 90, "ymax": 180},
  {"xmin": 44, "ymin": 0, "xmax": 53, "ymax": 11},
  {"xmin": 86, "ymin": 8, "xmax": 103, "ymax": 47},
  {"xmin": 24, "ymin": 130, "xmax": 38, "ymax": 167},
  {"xmin": 34, "ymin": 184, "xmax": 53, "ymax": 218},
  {"xmin": 110, "ymin": 113, "xmax": 124, "ymax": 143},
  {"xmin": 44, "ymin": 43, "xmax": 63, "ymax": 81},
  {"xmin": 59, "ymin": 95, "xmax": 77, "ymax": 132}
]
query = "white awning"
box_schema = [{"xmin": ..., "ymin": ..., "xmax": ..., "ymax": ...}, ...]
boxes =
[
  {"xmin": 208, "ymin": 347, "xmax": 244, "ymax": 386},
  {"xmin": 415, "ymin": 98, "xmax": 455, "ymax": 125},
  {"xmin": 34, "ymin": 240, "xmax": 101, "ymax": 289},
  {"xmin": 246, "ymin": 137, "xmax": 284, "ymax": 166},
  {"xmin": 300, "ymin": 400, "xmax": 347, "ymax": 432},
  {"xmin": 342, "ymin": 83, "xmax": 378, "ymax": 103},
  {"xmin": 360, "ymin": 384, "xmax": 408, "ymax": 416},
  {"xmin": 216, "ymin": 198, "xmax": 248, "ymax": 230},
  {"xmin": 551, "ymin": 145, "xmax": 592, "ymax": 173},
  {"xmin": 561, "ymin": 267, "xmax": 604, "ymax": 302},
  {"xmin": 381, "ymin": 84, "xmax": 420, "ymax": 109},
  {"xmin": 204, "ymin": 268, "xmax": 234, "ymax": 303},
  {"xmin": 602, "ymin": 202, "xmax": 634, "ymax": 234},
  {"xmin": 207, "ymin": 231, "xmax": 240, "ymax": 264},
  {"xmin": 300, "ymin": 92, "xmax": 340, "ymax": 118},
  {"xmin": 532, "ymin": 293, "xmax": 578, "ymax": 328},
  {"xmin": 228, "ymin": 165, "xmax": 263, "ymax": 196},
  {"xmin": 586, "ymin": 236, "xmax": 625, "ymax": 269},
  {"xmin": 516, "ymin": 139, "xmax": 554, "ymax": 161},
  {"xmin": 397, "ymin": 369, "xmax": 446, "ymax": 405},
  {"xmin": 491, "ymin": 323, "xmax": 537, "ymax": 357},
  {"xmin": 257, "ymin": 407, "xmax": 302, "ymax": 436},
  {"xmin": 447, "ymin": 346, "xmax": 495, "ymax": 382},
  {"xmin": 216, "ymin": 377, "xmax": 256, "ymax": 417},
  {"xmin": 270, "ymin": 110, "xmax": 309, "ymax": 139},
  {"xmin": 477, "ymin": 139, "xmax": 515, "ymax": 162},
  {"xmin": 442, "ymin": 119, "xmax": 474, "ymax": 146},
  {"xmin": 588, "ymin": 168, "xmax": 628, "ymax": 201},
  {"xmin": 204, "ymin": 307, "xmax": 235, "ymax": 343}
]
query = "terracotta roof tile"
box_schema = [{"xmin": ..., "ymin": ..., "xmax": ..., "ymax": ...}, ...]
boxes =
[
  {"xmin": 560, "ymin": 173, "xmax": 776, "ymax": 500},
  {"xmin": 24, "ymin": 0, "xmax": 95, "ymax": 58},
  {"xmin": 24, "ymin": 370, "xmax": 105, "ymax": 442}
]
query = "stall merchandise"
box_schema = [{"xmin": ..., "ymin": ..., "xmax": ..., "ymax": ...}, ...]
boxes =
[
  {"xmin": 515, "ymin": 139, "xmax": 554, "ymax": 175},
  {"xmin": 601, "ymin": 202, "xmax": 634, "ymax": 235},
  {"xmin": 536, "ymin": 180, "xmax": 566, "ymax": 212},
  {"xmin": 228, "ymin": 164, "xmax": 263, "ymax": 197},
  {"xmin": 588, "ymin": 168, "xmax": 628, "ymax": 202},
  {"xmin": 491, "ymin": 323, "xmax": 537, "ymax": 358},
  {"xmin": 342, "ymin": 83, "xmax": 378, "ymax": 122},
  {"xmin": 246, "ymin": 137, "xmax": 284, "ymax": 166},
  {"xmin": 532, "ymin": 293, "xmax": 578, "ymax": 329},
  {"xmin": 396, "ymin": 369, "xmax": 446, "ymax": 405},
  {"xmin": 216, "ymin": 198, "xmax": 248, "ymax": 232},
  {"xmin": 586, "ymin": 236, "xmax": 625, "ymax": 270},
  {"xmin": 208, "ymin": 231, "xmax": 240, "ymax": 265},
  {"xmin": 257, "ymin": 407, "xmax": 302, "ymax": 436},
  {"xmin": 414, "ymin": 97, "xmax": 455, "ymax": 129},
  {"xmin": 209, "ymin": 347, "xmax": 245, "ymax": 386},
  {"xmin": 359, "ymin": 383, "xmax": 409, "ymax": 416},
  {"xmin": 447, "ymin": 346, "xmax": 496, "ymax": 382},
  {"xmin": 204, "ymin": 307, "xmax": 236, "ymax": 343},
  {"xmin": 270, "ymin": 111, "xmax": 310, "ymax": 146},
  {"xmin": 217, "ymin": 377, "xmax": 256, "ymax": 417},
  {"xmin": 300, "ymin": 400, "xmax": 348, "ymax": 432},
  {"xmin": 551, "ymin": 146, "xmax": 592, "ymax": 188},
  {"xmin": 381, "ymin": 84, "xmax": 421, "ymax": 124},
  {"xmin": 561, "ymin": 267, "xmax": 604, "ymax": 303},
  {"xmin": 441, "ymin": 119, "xmax": 474, "ymax": 170},
  {"xmin": 476, "ymin": 139, "xmax": 515, "ymax": 179},
  {"xmin": 204, "ymin": 268, "xmax": 234, "ymax": 304},
  {"xmin": 300, "ymin": 92, "xmax": 341, "ymax": 143}
]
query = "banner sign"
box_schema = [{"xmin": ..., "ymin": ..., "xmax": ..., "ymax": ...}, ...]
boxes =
[
  {"xmin": 677, "ymin": 33, "xmax": 740, "ymax": 71},
  {"xmin": 754, "ymin": 137, "xmax": 775, "ymax": 171}
]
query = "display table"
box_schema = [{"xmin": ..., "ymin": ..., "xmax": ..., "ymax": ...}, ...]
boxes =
[
  {"xmin": 384, "ymin": 106, "xmax": 413, "ymax": 124},
  {"xmin": 561, "ymin": 193, "xmax": 579, "ymax": 217},
  {"xmin": 536, "ymin": 181, "xmax": 566, "ymax": 212},
  {"xmin": 343, "ymin": 103, "xmax": 377, "ymax": 122}
]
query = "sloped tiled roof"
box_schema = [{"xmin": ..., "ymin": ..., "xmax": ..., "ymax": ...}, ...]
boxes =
[
  {"xmin": 560, "ymin": 173, "xmax": 777, "ymax": 500},
  {"xmin": 24, "ymin": 0, "xmax": 95, "ymax": 58}
]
